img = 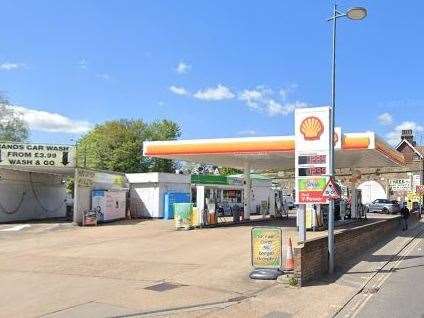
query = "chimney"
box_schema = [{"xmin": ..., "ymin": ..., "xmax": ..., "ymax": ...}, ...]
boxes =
[{"xmin": 401, "ymin": 129, "xmax": 416, "ymax": 146}]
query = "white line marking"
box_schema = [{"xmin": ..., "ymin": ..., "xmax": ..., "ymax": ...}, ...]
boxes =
[{"xmin": 0, "ymin": 224, "xmax": 31, "ymax": 232}]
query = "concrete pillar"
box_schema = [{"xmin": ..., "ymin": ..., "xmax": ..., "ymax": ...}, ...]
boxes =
[
  {"xmin": 196, "ymin": 185, "xmax": 205, "ymax": 225},
  {"xmin": 351, "ymin": 184, "xmax": 358, "ymax": 219},
  {"xmin": 315, "ymin": 204, "xmax": 321, "ymax": 230},
  {"xmin": 269, "ymin": 188, "xmax": 275, "ymax": 217},
  {"xmin": 298, "ymin": 204, "xmax": 306, "ymax": 242},
  {"xmin": 243, "ymin": 162, "xmax": 251, "ymax": 220}
]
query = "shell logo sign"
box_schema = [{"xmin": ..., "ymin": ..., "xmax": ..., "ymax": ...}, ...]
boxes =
[
  {"xmin": 295, "ymin": 107, "xmax": 331, "ymax": 204},
  {"xmin": 300, "ymin": 116, "xmax": 324, "ymax": 141}
]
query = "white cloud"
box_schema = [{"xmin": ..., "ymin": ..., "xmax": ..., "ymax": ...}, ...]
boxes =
[
  {"xmin": 386, "ymin": 121, "xmax": 424, "ymax": 145},
  {"xmin": 9, "ymin": 105, "xmax": 93, "ymax": 134},
  {"xmin": 158, "ymin": 101, "xmax": 165, "ymax": 106},
  {"xmin": 238, "ymin": 87, "xmax": 272, "ymax": 110},
  {"xmin": 78, "ymin": 59, "xmax": 88, "ymax": 70},
  {"xmin": 279, "ymin": 84, "xmax": 298, "ymax": 101},
  {"xmin": 266, "ymin": 100, "xmax": 308, "ymax": 116},
  {"xmin": 238, "ymin": 130, "xmax": 257, "ymax": 136},
  {"xmin": 169, "ymin": 82, "xmax": 308, "ymax": 115},
  {"xmin": 0, "ymin": 62, "xmax": 25, "ymax": 70},
  {"xmin": 175, "ymin": 62, "xmax": 191, "ymax": 74},
  {"xmin": 96, "ymin": 73, "xmax": 111, "ymax": 80},
  {"xmin": 238, "ymin": 85, "xmax": 307, "ymax": 117},
  {"xmin": 377, "ymin": 112, "xmax": 393, "ymax": 125},
  {"xmin": 193, "ymin": 84, "xmax": 235, "ymax": 101},
  {"xmin": 169, "ymin": 85, "xmax": 189, "ymax": 96}
]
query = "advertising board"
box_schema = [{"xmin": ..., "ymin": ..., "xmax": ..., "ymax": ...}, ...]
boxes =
[
  {"xmin": 389, "ymin": 179, "xmax": 411, "ymax": 192},
  {"xmin": 0, "ymin": 142, "xmax": 75, "ymax": 168},
  {"xmin": 91, "ymin": 190, "xmax": 126, "ymax": 222},
  {"xmin": 76, "ymin": 168, "xmax": 128, "ymax": 189},
  {"xmin": 413, "ymin": 175, "xmax": 421, "ymax": 188},
  {"xmin": 251, "ymin": 227, "xmax": 282, "ymax": 269}
]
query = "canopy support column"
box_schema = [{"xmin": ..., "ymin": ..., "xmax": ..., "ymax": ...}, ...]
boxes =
[
  {"xmin": 243, "ymin": 162, "xmax": 251, "ymax": 220},
  {"xmin": 351, "ymin": 184, "xmax": 358, "ymax": 219}
]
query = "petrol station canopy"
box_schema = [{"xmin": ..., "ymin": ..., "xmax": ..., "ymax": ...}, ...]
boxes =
[{"xmin": 143, "ymin": 131, "xmax": 405, "ymax": 171}]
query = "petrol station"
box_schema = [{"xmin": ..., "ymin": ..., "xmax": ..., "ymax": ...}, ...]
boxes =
[{"xmin": 144, "ymin": 106, "xmax": 405, "ymax": 226}]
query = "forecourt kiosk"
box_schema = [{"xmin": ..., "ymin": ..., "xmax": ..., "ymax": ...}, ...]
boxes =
[{"xmin": 143, "ymin": 107, "xmax": 405, "ymax": 226}]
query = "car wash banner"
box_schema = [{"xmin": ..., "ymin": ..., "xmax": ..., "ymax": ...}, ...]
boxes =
[
  {"xmin": 295, "ymin": 107, "xmax": 331, "ymax": 204},
  {"xmin": 0, "ymin": 142, "xmax": 76, "ymax": 168}
]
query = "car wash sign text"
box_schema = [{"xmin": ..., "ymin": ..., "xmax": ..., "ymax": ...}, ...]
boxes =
[{"xmin": 0, "ymin": 142, "xmax": 76, "ymax": 168}]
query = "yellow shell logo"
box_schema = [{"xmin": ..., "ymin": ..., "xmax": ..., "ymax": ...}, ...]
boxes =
[{"xmin": 300, "ymin": 116, "xmax": 324, "ymax": 141}]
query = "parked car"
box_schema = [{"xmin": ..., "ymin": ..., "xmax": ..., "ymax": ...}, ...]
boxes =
[{"xmin": 367, "ymin": 199, "xmax": 400, "ymax": 214}]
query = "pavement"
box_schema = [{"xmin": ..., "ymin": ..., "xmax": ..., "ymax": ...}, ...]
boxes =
[
  {"xmin": 336, "ymin": 218, "xmax": 424, "ymax": 318},
  {"xmin": 0, "ymin": 214, "xmax": 417, "ymax": 318}
]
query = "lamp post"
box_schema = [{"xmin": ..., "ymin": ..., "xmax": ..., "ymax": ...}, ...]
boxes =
[
  {"xmin": 327, "ymin": 4, "xmax": 367, "ymax": 274},
  {"xmin": 70, "ymin": 138, "xmax": 87, "ymax": 168}
]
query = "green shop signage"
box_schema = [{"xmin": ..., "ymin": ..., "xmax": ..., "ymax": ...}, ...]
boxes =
[{"xmin": 191, "ymin": 174, "xmax": 229, "ymax": 185}]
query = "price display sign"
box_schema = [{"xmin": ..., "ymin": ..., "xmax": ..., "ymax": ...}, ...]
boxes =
[
  {"xmin": 298, "ymin": 155, "xmax": 326, "ymax": 165},
  {"xmin": 295, "ymin": 107, "xmax": 332, "ymax": 204},
  {"xmin": 298, "ymin": 167, "xmax": 327, "ymax": 177}
]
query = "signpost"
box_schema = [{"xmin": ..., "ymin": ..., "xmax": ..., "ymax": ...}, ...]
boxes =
[
  {"xmin": 295, "ymin": 107, "xmax": 331, "ymax": 243},
  {"xmin": 0, "ymin": 142, "xmax": 75, "ymax": 168},
  {"xmin": 295, "ymin": 107, "xmax": 331, "ymax": 206}
]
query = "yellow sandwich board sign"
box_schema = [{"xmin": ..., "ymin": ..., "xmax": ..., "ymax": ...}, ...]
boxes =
[{"xmin": 251, "ymin": 227, "xmax": 282, "ymax": 268}]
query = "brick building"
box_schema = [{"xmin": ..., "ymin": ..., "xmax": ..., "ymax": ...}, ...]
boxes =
[{"xmin": 395, "ymin": 129, "xmax": 424, "ymax": 162}]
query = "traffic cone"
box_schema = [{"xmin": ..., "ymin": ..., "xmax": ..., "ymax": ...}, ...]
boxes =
[{"xmin": 285, "ymin": 237, "xmax": 295, "ymax": 271}]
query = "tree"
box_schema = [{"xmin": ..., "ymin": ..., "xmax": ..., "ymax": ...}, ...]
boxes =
[
  {"xmin": 77, "ymin": 119, "xmax": 181, "ymax": 173},
  {"xmin": 0, "ymin": 95, "xmax": 28, "ymax": 142},
  {"xmin": 143, "ymin": 120, "xmax": 181, "ymax": 172},
  {"xmin": 219, "ymin": 167, "xmax": 243, "ymax": 175}
]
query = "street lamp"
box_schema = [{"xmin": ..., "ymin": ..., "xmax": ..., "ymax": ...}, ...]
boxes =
[
  {"xmin": 70, "ymin": 138, "xmax": 87, "ymax": 168},
  {"xmin": 327, "ymin": 4, "xmax": 367, "ymax": 275}
]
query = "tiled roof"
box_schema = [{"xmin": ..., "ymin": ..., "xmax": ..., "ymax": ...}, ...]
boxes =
[{"xmin": 416, "ymin": 146, "xmax": 424, "ymax": 155}]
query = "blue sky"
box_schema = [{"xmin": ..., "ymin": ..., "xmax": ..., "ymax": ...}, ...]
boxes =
[{"xmin": 1, "ymin": 0, "xmax": 424, "ymax": 146}]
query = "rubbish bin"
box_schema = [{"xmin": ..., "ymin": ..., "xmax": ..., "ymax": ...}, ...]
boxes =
[{"xmin": 208, "ymin": 212, "xmax": 217, "ymax": 225}]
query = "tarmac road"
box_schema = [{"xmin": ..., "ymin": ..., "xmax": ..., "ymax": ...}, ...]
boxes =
[{"xmin": 343, "ymin": 229, "xmax": 424, "ymax": 318}]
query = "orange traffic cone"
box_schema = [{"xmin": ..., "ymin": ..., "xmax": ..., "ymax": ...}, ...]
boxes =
[{"xmin": 285, "ymin": 238, "xmax": 294, "ymax": 271}]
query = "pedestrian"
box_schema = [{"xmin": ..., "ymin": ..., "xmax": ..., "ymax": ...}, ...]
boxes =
[{"xmin": 400, "ymin": 203, "xmax": 410, "ymax": 231}]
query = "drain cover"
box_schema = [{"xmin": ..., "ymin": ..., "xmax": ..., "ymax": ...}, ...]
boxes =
[
  {"xmin": 145, "ymin": 282, "xmax": 184, "ymax": 292},
  {"xmin": 362, "ymin": 287, "xmax": 380, "ymax": 294}
]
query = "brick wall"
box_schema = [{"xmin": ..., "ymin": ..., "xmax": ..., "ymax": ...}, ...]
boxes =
[{"xmin": 293, "ymin": 216, "xmax": 419, "ymax": 286}]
